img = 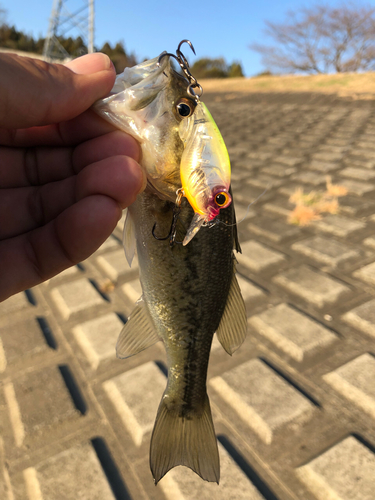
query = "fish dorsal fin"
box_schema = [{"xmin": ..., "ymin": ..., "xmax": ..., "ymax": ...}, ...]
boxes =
[
  {"xmin": 123, "ymin": 208, "xmax": 137, "ymax": 267},
  {"xmin": 216, "ymin": 270, "xmax": 247, "ymax": 355},
  {"xmin": 116, "ymin": 297, "xmax": 160, "ymax": 359}
]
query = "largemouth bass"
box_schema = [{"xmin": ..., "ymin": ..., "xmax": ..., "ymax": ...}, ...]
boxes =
[{"xmin": 95, "ymin": 42, "xmax": 247, "ymax": 484}]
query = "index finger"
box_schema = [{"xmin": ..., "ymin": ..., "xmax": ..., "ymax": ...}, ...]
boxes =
[
  {"xmin": 0, "ymin": 52, "xmax": 115, "ymax": 130},
  {"xmin": 0, "ymin": 109, "xmax": 118, "ymax": 148}
]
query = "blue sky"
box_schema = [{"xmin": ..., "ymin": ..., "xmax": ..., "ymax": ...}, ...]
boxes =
[{"xmin": 1, "ymin": 0, "xmax": 374, "ymax": 76}]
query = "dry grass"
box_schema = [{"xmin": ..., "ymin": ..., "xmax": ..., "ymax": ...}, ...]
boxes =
[
  {"xmin": 201, "ymin": 72, "xmax": 375, "ymax": 100},
  {"xmin": 288, "ymin": 177, "xmax": 348, "ymax": 226}
]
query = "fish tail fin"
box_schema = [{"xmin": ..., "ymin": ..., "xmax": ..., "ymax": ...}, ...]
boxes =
[{"xmin": 150, "ymin": 394, "xmax": 220, "ymax": 484}]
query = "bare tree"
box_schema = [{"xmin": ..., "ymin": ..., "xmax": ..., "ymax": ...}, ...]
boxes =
[
  {"xmin": 0, "ymin": 4, "xmax": 7, "ymax": 26},
  {"xmin": 250, "ymin": 3, "xmax": 375, "ymax": 74}
]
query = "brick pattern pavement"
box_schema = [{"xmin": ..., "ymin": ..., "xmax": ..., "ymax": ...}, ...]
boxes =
[{"xmin": 1, "ymin": 92, "xmax": 375, "ymax": 500}]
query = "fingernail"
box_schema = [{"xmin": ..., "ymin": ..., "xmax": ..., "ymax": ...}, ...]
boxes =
[{"xmin": 65, "ymin": 53, "xmax": 112, "ymax": 75}]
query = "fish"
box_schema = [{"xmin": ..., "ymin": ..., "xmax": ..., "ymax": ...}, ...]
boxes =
[{"xmin": 94, "ymin": 45, "xmax": 247, "ymax": 484}]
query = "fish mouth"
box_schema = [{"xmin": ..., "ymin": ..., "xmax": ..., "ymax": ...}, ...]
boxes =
[{"xmin": 145, "ymin": 180, "xmax": 176, "ymax": 202}]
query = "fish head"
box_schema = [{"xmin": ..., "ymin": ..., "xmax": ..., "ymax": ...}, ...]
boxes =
[
  {"xmin": 94, "ymin": 52, "xmax": 232, "ymax": 246},
  {"xmin": 179, "ymin": 101, "xmax": 232, "ymax": 245},
  {"xmin": 94, "ymin": 54, "xmax": 197, "ymax": 201}
]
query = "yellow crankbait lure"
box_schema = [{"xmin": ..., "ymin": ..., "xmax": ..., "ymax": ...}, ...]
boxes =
[
  {"xmin": 179, "ymin": 101, "xmax": 232, "ymax": 245},
  {"xmin": 157, "ymin": 41, "xmax": 233, "ymax": 246}
]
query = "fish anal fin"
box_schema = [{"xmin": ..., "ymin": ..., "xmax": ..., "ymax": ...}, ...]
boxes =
[
  {"xmin": 150, "ymin": 395, "xmax": 220, "ymax": 484},
  {"xmin": 116, "ymin": 298, "xmax": 159, "ymax": 359},
  {"xmin": 216, "ymin": 270, "xmax": 247, "ymax": 355}
]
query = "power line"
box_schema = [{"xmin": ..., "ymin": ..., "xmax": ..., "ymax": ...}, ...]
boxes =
[{"xmin": 43, "ymin": 0, "xmax": 94, "ymax": 62}]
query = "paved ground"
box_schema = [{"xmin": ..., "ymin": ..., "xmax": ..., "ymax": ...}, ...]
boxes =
[{"xmin": 2, "ymin": 91, "xmax": 375, "ymax": 500}]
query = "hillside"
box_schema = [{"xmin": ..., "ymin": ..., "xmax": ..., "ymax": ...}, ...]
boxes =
[{"xmin": 200, "ymin": 72, "xmax": 375, "ymax": 100}]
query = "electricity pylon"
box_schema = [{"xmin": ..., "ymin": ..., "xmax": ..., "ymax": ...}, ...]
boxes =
[{"xmin": 43, "ymin": 0, "xmax": 94, "ymax": 61}]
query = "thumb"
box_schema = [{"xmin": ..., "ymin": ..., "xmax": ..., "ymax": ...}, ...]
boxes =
[{"xmin": 0, "ymin": 52, "xmax": 115, "ymax": 129}]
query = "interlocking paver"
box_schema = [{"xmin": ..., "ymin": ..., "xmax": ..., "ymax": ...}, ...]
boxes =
[
  {"xmin": 339, "ymin": 196, "xmax": 375, "ymax": 216},
  {"xmin": 312, "ymin": 151, "xmax": 344, "ymax": 162},
  {"xmin": 323, "ymin": 353, "xmax": 375, "ymax": 418},
  {"xmin": 4, "ymin": 382, "xmax": 25, "ymax": 447},
  {"xmin": 261, "ymin": 165, "xmax": 297, "ymax": 177},
  {"xmin": 313, "ymin": 214, "xmax": 366, "ymax": 237},
  {"xmin": 339, "ymin": 179, "xmax": 375, "ymax": 195},
  {"xmin": 363, "ymin": 236, "xmax": 375, "ymax": 248},
  {"xmin": 237, "ymin": 275, "xmax": 266, "ymax": 304},
  {"xmin": 50, "ymin": 279, "xmax": 105, "ymax": 320},
  {"xmin": 353, "ymin": 261, "xmax": 375, "ymax": 285},
  {"xmin": 340, "ymin": 167, "xmax": 375, "ymax": 181},
  {"xmin": 24, "ymin": 442, "xmax": 116, "ymax": 500},
  {"xmin": 249, "ymin": 303, "xmax": 338, "ymax": 362},
  {"xmin": 44, "ymin": 266, "xmax": 80, "ymax": 285},
  {"xmin": 210, "ymin": 358, "xmax": 315, "ymax": 444},
  {"xmin": 273, "ymin": 265, "xmax": 350, "ymax": 307},
  {"xmin": 6, "ymin": 365, "xmax": 80, "ymax": 446},
  {"xmin": 291, "ymin": 171, "xmax": 327, "ymax": 185},
  {"xmin": 160, "ymin": 443, "xmax": 266, "ymax": 500},
  {"xmin": 246, "ymin": 175, "xmax": 282, "ymax": 189},
  {"xmin": 103, "ymin": 362, "xmax": 165, "ymax": 446},
  {"xmin": 96, "ymin": 248, "xmax": 138, "ymax": 282},
  {"xmin": 345, "ymin": 157, "xmax": 375, "ymax": 169},
  {"xmin": 3, "ymin": 91, "xmax": 375, "ymax": 500},
  {"xmin": 0, "ymin": 317, "xmax": 53, "ymax": 371},
  {"xmin": 72, "ymin": 313, "xmax": 123, "ymax": 370},
  {"xmin": 296, "ymin": 436, "xmax": 375, "ymax": 500},
  {"xmin": 121, "ymin": 278, "xmax": 142, "ymax": 304},
  {"xmin": 275, "ymin": 155, "xmax": 303, "ymax": 167},
  {"xmin": 247, "ymin": 216, "xmax": 301, "ymax": 242},
  {"xmin": 350, "ymin": 149, "xmax": 375, "ymax": 161},
  {"xmin": 342, "ymin": 299, "xmax": 375, "ymax": 338},
  {"xmin": 263, "ymin": 201, "xmax": 292, "ymax": 217},
  {"xmin": 237, "ymin": 240, "xmax": 286, "ymax": 272},
  {"xmin": 0, "ymin": 292, "xmax": 31, "ymax": 316},
  {"xmin": 308, "ymin": 160, "xmax": 338, "ymax": 172},
  {"xmin": 291, "ymin": 236, "xmax": 360, "ymax": 266},
  {"xmin": 233, "ymin": 203, "xmax": 256, "ymax": 221}
]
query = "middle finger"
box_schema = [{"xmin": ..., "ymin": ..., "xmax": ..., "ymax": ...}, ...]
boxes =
[
  {"xmin": 0, "ymin": 154, "xmax": 143, "ymax": 240},
  {"xmin": 0, "ymin": 130, "xmax": 140, "ymax": 188}
]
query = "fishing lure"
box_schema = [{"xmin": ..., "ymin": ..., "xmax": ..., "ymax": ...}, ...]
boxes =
[{"xmin": 158, "ymin": 41, "xmax": 232, "ymax": 245}]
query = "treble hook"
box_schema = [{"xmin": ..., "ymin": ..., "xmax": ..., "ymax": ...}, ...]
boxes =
[
  {"xmin": 157, "ymin": 40, "xmax": 203, "ymax": 101},
  {"xmin": 152, "ymin": 189, "xmax": 185, "ymax": 247},
  {"xmin": 152, "ymin": 205, "xmax": 183, "ymax": 247}
]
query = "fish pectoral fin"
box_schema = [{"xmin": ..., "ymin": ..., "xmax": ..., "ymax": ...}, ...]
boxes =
[
  {"xmin": 123, "ymin": 208, "xmax": 137, "ymax": 267},
  {"xmin": 150, "ymin": 394, "xmax": 220, "ymax": 484},
  {"xmin": 116, "ymin": 297, "xmax": 160, "ymax": 359},
  {"xmin": 183, "ymin": 213, "xmax": 206, "ymax": 246},
  {"xmin": 216, "ymin": 269, "xmax": 247, "ymax": 355}
]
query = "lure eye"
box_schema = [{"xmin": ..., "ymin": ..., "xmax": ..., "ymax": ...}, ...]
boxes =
[
  {"xmin": 176, "ymin": 99, "xmax": 194, "ymax": 117},
  {"xmin": 215, "ymin": 192, "xmax": 229, "ymax": 207}
]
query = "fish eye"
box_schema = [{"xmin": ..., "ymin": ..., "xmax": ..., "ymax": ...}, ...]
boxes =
[
  {"xmin": 176, "ymin": 99, "xmax": 193, "ymax": 117},
  {"xmin": 215, "ymin": 192, "xmax": 229, "ymax": 207}
]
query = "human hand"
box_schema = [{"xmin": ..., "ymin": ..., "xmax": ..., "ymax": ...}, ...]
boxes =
[{"xmin": 0, "ymin": 52, "xmax": 145, "ymax": 302}]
